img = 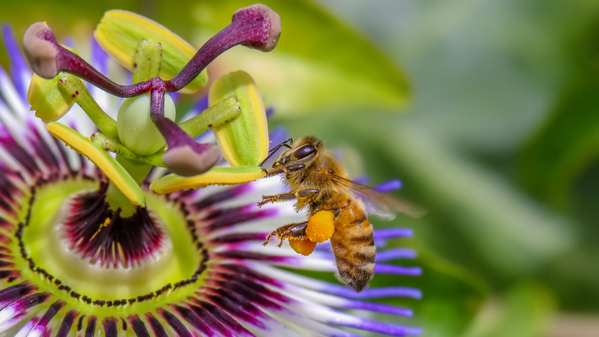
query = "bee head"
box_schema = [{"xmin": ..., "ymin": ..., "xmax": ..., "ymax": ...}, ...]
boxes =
[{"xmin": 273, "ymin": 136, "xmax": 323, "ymax": 168}]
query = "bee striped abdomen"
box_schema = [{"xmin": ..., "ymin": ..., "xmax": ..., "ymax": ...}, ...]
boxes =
[{"xmin": 331, "ymin": 202, "xmax": 375, "ymax": 292}]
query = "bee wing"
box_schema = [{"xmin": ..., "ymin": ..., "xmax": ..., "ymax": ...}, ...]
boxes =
[{"xmin": 331, "ymin": 175, "xmax": 426, "ymax": 220}]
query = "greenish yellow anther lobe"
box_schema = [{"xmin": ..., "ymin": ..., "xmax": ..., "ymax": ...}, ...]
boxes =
[
  {"xmin": 46, "ymin": 122, "xmax": 146, "ymax": 207},
  {"xmin": 150, "ymin": 165, "xmax": 266, "ymax": 194},
  {"xmin": 27, "ymin": 73, "xmax": 77, "ymax": 123},
  {"xmin": 209, "ymin": 71, "xmax": 269, "ymax": 166},
  {"xmin": 94, "ymin": 10, "xmax": 207, "ymax": 93}
]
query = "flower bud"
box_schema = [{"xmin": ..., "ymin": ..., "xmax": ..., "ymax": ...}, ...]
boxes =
[{"xmin": 117, "ymin": 93, "xmax": 176, "ymax": 156}]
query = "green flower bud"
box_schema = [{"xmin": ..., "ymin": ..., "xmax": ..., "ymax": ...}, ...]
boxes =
[{"xmin": 117, "ymin": 93, "xmax": 176, "ymax": 156}]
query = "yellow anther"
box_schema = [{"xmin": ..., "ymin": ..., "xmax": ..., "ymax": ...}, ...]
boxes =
[
  {"xmin": 306, "ymin": 210, "xmax": 335, "ymax": 243},
  {"xmin": 101, "ymin": 218, "xmax": 111, "ymax": 228}
]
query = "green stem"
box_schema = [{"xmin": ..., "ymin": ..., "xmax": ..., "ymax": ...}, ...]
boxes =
[
  {"xmin": 179, "ymin": 96, "xmax": 241, "ymax": 137},
  {"xmin": 103, "ymin": 155, "xmax": 151, "ymax": 217},
  {"xmin": 91, "ymin": 132, "xmax": 166, "ymax": 167},
  {"xmin": 106, "ymin": 182, "xmax": 138, "ymax": 217},
  {"xmin": 116, "ymin": 155, "xmax": 153, "ymax": 186}
]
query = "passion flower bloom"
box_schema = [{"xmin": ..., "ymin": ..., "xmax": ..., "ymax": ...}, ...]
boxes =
[{"xmin": 0, "ymin": 5, "xmax": 422, "ymax": 337}]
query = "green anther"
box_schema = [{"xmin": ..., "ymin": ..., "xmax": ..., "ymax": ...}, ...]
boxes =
[
  {"xmin": 27, "ymin": 73, "xmax": 77, "ymax": 123},
  {"xmin": 57, "ymin": 76, "xmax": 119, "ymax": 139},
  {"xmin": 94, "ymin": 10, "xmax": 208, "ymax": 93},
  {"xmin": 179, "ymin": 96, "xmax": 241, "ymax": 138},
  {"xmin": 91, "ymin": 132, "xmax": 166, "ymax": 167},
  {"xmin": 131, "ymin": 39, "xmax": 162, "ymax": 84},
  {"xmin": 150, "ymin": 165, "xmax": 266, "ymax": 194},
  {"xmin": 209, "ymin": 71, "xmax": 269, "ymax": 166}
]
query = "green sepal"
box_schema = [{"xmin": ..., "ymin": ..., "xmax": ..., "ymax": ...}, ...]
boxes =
[
  {"xmin": 209, "ymin": 71, "xmax": 269, "ymax": 166},
  {"xmin": 94, "ymin": 10, "xmax": 207, "ymax": 93},
  {"xmin": 150, "ymin": 165, "xmax": 266, "ymax": 194},
  {"xmin": 46, "ymin": 122, "xmax": 146, "ymax": 207}
]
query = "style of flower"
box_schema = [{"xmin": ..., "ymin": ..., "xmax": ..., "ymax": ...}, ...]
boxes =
[{"xmin": 0, "ymin": 5, "xmax": 422, "ymax": 336}]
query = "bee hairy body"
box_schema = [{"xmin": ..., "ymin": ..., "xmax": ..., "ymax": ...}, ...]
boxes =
[
  {"xmin": 330, "ymin": 199, "xmax": 375, "ymax": 292},
  {"xmin": 260, "ymin": 136, "xmax": 377, "ymax": 291}
]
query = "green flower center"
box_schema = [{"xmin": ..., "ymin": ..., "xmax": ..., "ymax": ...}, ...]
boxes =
[{"xmin": 11, "ymin": 175, "xmax": 207, "ymax": 316}]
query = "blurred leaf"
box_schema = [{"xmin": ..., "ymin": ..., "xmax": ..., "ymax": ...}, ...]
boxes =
[
  {"xmin": 191, "ymin": 0, "xmax": 409, "ymax": 116},
  {"xmin": 518, "ymin": 19, "xmax": 599, "ymax": 209},
  {"xmin": 464, "ymin": 281, "xmax": 556, "ymax": 337},
  {"xmin": 395, "ymin": 247, "xmax": 488, "ymax": 337},
  {"xmin": 519, "ymin": 74, "xmax": 599, "ymax": 208}
]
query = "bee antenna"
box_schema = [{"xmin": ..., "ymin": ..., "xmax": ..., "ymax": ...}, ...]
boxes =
[{"xmin": 259, "ymin": 138, "xmax": 293, "ymax": 167}]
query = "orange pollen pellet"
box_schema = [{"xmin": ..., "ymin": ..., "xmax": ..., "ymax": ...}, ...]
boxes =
[
  {"xmin": 289, "ymin": 240, "xmax": 316, "ymax": 256},
  {"xmin": 306, "ymin": 210, "xmax": 335, "ymax": 243}
]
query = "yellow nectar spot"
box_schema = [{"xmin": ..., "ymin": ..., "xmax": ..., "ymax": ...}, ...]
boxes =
[{"xmin": 306, "ymin": 210, "xmax": 335, "ymax": 243}]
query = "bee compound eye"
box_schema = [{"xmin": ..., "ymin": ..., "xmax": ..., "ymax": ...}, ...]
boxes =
[{"xmin": 294, "ymin": 145, "xmax": 316, "ymax": 159}]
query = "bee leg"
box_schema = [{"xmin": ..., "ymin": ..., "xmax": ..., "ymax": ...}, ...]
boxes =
[
  {"xmin": 258, "ymin": 192, "xmax": 297, "ymax": 207},
  {"xmin": 258, "ymin": 189, "xmax": 320, "ymax": 208},
  {"xmin": 262, "ymin": 163, "xmax": 306, "ymax": 178},
  {"xmin": 263, "ymin": 230, "xmax": 278, "ymax": 246},
  {"xmin": 262, "ymin": 221, "xmax": 309, "ymax": 247}
]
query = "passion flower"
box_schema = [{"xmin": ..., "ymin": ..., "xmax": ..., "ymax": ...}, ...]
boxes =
[{"xmin": 0, "ymin": 5, "xmax": 422, "ymax": 336}]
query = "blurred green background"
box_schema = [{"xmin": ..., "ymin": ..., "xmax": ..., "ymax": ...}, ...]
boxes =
[{"xmin": 2, "ymin": 0, "xmax": 599, "ymax": 336}]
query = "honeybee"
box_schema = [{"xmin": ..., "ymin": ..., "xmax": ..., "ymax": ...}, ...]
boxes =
[{"xmin": 258, "ymin": 136, "xmax": 422, "ymax": 292}]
